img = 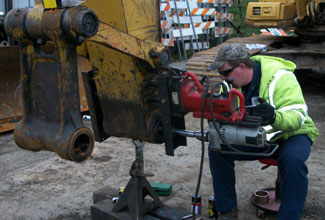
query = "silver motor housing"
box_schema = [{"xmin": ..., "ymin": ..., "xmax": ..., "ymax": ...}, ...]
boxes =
[{"xmin": 208, "ymin": 122, "xmax": 267, "ymax": 151}]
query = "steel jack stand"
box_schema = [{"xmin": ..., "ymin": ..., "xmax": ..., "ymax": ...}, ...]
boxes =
[
  {"xmin": 112, "ymin": 140, "xmax": 163, "ymax": 220},
  {"xmin": 91, "ymin": 139, "xmax": 191, "ymax": 220}
]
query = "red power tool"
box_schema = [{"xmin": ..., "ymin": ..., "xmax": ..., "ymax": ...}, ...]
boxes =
[
  {"xmin": 180, "ymin": 72, "xmax": 247, "ymax": 123},
  {"xmin": 157, "ymin": 69, "xmax": 278, "ymax": 156},
  {"xmin": 177, "ymin": 72, "xmax": 278, "ymax": 155}
]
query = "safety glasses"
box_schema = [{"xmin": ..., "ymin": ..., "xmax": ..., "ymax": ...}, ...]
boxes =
[{"xmin": 218, "ymin": 65, "xmax": 238, "ymax": 77}]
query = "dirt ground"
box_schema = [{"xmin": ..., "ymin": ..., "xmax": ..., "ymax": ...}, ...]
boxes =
[{"xmin": 0, "ymin": 69, "xmax": 324, "ymax": 220}]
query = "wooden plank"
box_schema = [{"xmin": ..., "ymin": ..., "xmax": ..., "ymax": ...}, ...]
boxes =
[
  {"xmin": 185, "ymin": 35, "xmax": 298, "ymax": 78},
  {"xmin": 186, "ymin": 61, "xmax": 211, "ymax": 66},
  {"xmin": 186, "ymin": 66, "xmax": 210, "ymax": 72}
]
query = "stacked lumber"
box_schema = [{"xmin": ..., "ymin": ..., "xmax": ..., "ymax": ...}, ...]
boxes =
[{"xmin": 185, "ymin": 35, "xmax": 292, "ymax": 82}]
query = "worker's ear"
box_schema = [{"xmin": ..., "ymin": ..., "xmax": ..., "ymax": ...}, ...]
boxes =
[
  {"xmin": 238, "ymin": 63, "xmax": 246, "ymax": 74},
  {"xmin": 239, "ymin": 62, "xmax": 246, "ymax": 69}
]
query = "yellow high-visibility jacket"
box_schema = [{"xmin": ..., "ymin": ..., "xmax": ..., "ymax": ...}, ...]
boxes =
[{"xmin": 250, "ymin": 55, "xmax": 319, "ymax": 142}]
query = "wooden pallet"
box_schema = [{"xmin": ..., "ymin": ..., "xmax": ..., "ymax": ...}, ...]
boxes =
[{"xmin": 185, "ymin": 35, "xmax": 294, "ymax": 82}]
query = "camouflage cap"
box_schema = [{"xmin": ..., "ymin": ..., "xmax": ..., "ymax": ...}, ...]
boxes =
[{"xmin": 208, "ymin": 44, "xmax": 251, "ymax": 71}]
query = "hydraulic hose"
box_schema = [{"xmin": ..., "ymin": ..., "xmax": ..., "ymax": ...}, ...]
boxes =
[{"xmin": 192, "ymin": 75, "xmax": 210, "ymax": 220}]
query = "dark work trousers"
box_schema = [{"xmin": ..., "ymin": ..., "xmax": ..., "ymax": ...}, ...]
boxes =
[{"xmin": 208, "ymin": 134, "xmax": 312, "ymax": 220}]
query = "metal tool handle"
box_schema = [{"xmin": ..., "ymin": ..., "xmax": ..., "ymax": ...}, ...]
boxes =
[
  {"xmin": 229, "ymin": 88, "xmax": 246, "ymax": 114},
  {"xmin": 182, "ymin": 72, "xmax": 204, "ymax": 94},
  {"xmin": 219, "ymin": 143, "xmax": 279, "ymax": 157}
]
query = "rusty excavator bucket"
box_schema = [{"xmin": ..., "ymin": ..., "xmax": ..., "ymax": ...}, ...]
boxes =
[
  {"xmin": 0, "ymin": 46, "xmax": 90, "ymax": 134},
  {"xmin": 0, "ymin": 0, "xmax": 91, "ymax": 134},
  {"xmin": 0, "ymin": 46, "xmax": 22, "ymax": 133}
]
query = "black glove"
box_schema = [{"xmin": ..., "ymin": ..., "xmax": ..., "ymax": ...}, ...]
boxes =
[{"xmin": 252, "ymin": 98, "xmax": 276, "ymax": 126}]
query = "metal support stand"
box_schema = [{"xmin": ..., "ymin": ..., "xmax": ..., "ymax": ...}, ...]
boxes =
[
  {"xmin": 186, "ymin": 0, "xmax": 200, "ymax": 52},
  {"xmin": 173, "ymin": 0, "xmax": 187, "ymax": 60},
  {"xmin": 112, "ymin": 140, "xmax": 163, "ymax": 220},
  {"xmin": 91, "ymin": 139, "xmax": 190, "ymax": 219},
  {"xmin": 226, "ymin": 4, "xmax": 230, "ymax": 40}
]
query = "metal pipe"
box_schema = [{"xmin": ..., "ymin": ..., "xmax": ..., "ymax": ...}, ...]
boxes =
[
  {"xmin": 185, "ymin": 0, "xmax": 200, "ymax": 52},
  {"xmin": 173, "ymin": 129, "xmax": 208, "ymax": 141},
  {"xmin": 134, "ymin": 140, "xmax": 144, "ymax": 163},
  {"xmin": 173, "ymin": 0, "xmax": 187, "ymax": 60},
  {"xmin": 226, "ymin": 4, "xmax": 230, "ymax": 40}
]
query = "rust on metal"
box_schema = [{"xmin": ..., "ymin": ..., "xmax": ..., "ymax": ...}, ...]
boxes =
[
  {"xmin": 81, "ymin": 0, "xmax": 170, "ymax": 144},
  {"xmin": 0, "ymin": 46, "xmax": 22, "ymax": 133},
  {"xmin": 0, "ymin": 49, "xmax": 90, "ymax": 133},
  {"xmin": 5, "ymin": 6, "xmax": 98, "ymax": 161},
  {"xmin": 88, "ymin": 22, "xmax": 168, "ymax": 68}
]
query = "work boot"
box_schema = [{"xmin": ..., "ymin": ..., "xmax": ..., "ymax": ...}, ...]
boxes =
[{"xmin": 218, "ymin": 208, "xmax": 238, "ymax": 220}]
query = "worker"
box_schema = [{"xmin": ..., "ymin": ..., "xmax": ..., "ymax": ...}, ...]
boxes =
[{"xmin": 208, "ymin": 44, "xmax": 319, "ymax": 220}]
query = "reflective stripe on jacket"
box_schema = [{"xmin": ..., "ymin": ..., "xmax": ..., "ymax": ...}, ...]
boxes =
[{"xmin": 250, "ymin": 55, "xmax": 319, "ymax": 142}]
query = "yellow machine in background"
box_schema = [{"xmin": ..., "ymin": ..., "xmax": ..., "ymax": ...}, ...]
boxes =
[
  {"xmin": 246, "ymin": 0, "xmax": 297, "ymax": 27},
  {"xmin": 246, "ymin": 0, "xmax": 325, "ymax": 32},
  {"xmin": 241, "ymin": 0, "xmax": 325, "ymax": 74}
]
